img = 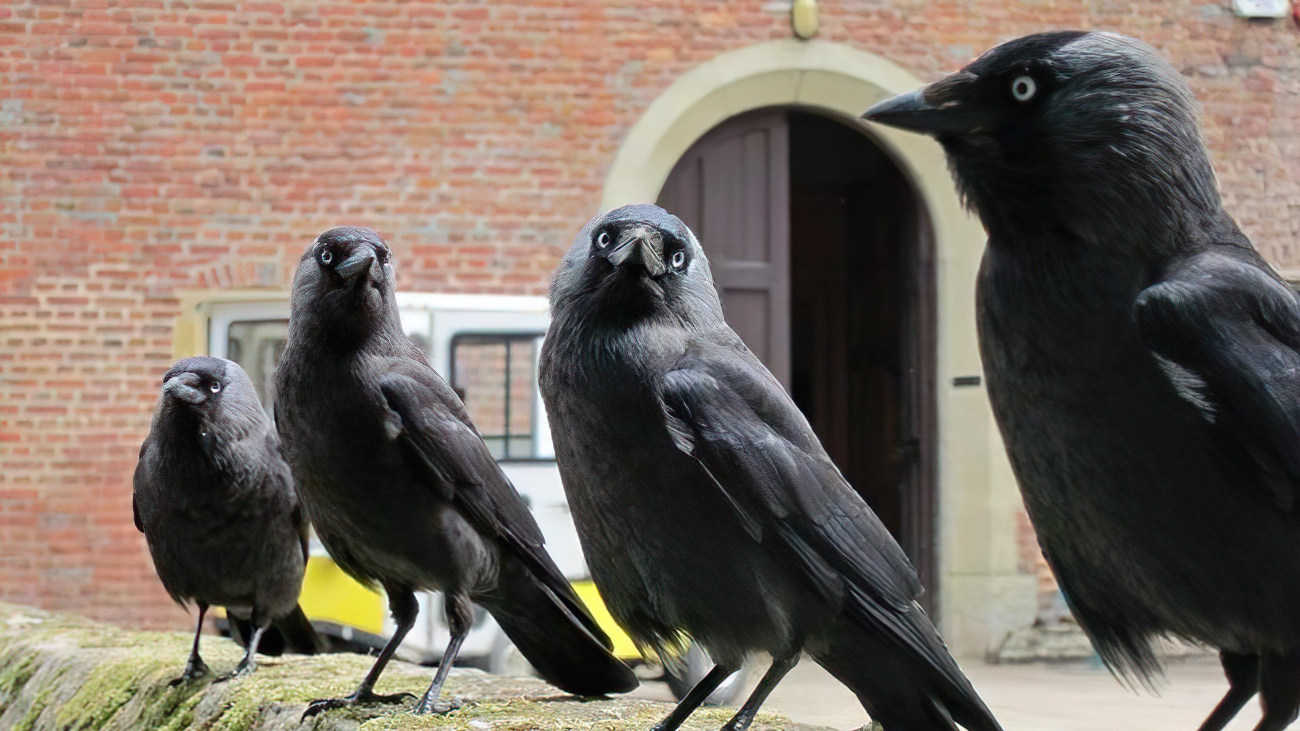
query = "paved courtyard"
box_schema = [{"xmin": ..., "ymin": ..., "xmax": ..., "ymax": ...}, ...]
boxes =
[{"xmin": 633, "ymin": 655, "xmax": 1257, "ymax": 730}]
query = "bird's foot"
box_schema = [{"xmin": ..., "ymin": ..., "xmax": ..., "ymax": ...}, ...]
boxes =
[
  {"xmin": 301, "ymin": 689, "xmax": 415, "ymax": 719},
  {"xmin": 214, "ymin": 658, "xmax": 256, "ymax": 683},
  {"xmin": 720, "ymin": 711, "xmax": 757, "ymax": 731},
  {"xmin": 413, "ymin": 695, "xmax": 463, "ymax": 716},
  {"xmin": 167, "ymin": 658, "xmax": 210, "ymax": 687}
]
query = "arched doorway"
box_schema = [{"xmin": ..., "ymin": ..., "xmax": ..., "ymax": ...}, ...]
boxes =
[
  {"xmin": 656, "ymin": 108, "xmax": 937, "ymax": 608},
  {"xmin": 602, "ymin": 39, "xmax": 1039, "ymax": 655}
]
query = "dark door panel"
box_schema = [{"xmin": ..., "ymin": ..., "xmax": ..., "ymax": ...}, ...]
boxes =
[{"xmin": 659, "ymin": 111, "xmax": 791, "ymax": 388}]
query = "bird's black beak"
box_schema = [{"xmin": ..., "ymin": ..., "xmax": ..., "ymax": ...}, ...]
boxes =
[
  {"xmin": 607, "ymin": 225, "xmax": 667, "ymax": 278},
  {"xmin": 863, "ymin": 75, "xmax": 991, "ymax": 136},
  {"xmin": 163, "ymin": 372, "xmax": 205, "ymax": 405},
  {"xmin": 334, "ymin": 249, "xmax": 378, "ymax": 284}
]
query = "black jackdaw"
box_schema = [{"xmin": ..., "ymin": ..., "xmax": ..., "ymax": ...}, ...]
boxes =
[
  {"xmin": 273, "ymin": 226, "xmax": 637, "ymax": 717},
  {"xmin": 539, "ymin": 204, "xmax": 1002, "ymax": 731},
  {"xmin": 865, "ymin": 31, "xmax": 1300, "ymax": 731},
  {"xmin": 134, "ymin": 356, "xmax": 320, "ymax": 683}
]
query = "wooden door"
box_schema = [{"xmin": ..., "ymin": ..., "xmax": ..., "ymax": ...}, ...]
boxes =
[
  {"xmin": 891, "ymin": 181, "xmax": 939, "ymax": 612},
  {"xmin": 658, "ymin": 111, "xmax": 792, "ymax": 388}
]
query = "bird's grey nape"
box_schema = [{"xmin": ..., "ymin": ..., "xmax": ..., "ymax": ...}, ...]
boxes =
[{"xmin": 1030, "ymin": 33, "xmax": 1221, "ymax": 250}]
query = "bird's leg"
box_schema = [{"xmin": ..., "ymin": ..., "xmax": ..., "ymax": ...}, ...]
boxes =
[
  {"xmin": 169, "ymin": 603, "xmax": 210, "ymax": 686},
  {"xmin": 1197, "ymin": 652, "xmax": 1260, "ymax": 731},
  {"xmin": 651, "ymin": 662, "xmax": 738, "ymax": 731},
  {"xmin": 1254, "ymin": 652, "xmax": 1300, "ymax": 731},
  {"xmin": 302, "ymin": 587, "xmax": 420, "ymax": 718},
  {"xmin": 414, "ymin": 592, "xmax": 473, "ymax": 715},
  {"xmin": 218, "ymin": 612, "xmax": 268, "ymax": 682},
  {"xmin": 720, "ymin": 653, "xmax": 799, "ymax": 731}
]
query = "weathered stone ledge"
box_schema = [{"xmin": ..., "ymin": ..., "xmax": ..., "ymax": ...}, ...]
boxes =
[{"xmin": 0, "ymin": 603, "xmax": 832, "ymax": 731}]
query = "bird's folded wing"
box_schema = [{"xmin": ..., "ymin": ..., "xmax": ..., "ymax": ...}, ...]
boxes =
[
  {"xmin": 377, "ymin": 371, "xmax": 613, "ymax": 646},
  {"xmin": 1135, "ymin": 247, "xmax": 1300, "ymax": 511},
  {"xmin": 657, "ymin": 356, "xmax": 921, "ymax": 613}
]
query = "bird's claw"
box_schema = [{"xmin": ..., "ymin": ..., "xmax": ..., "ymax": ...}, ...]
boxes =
[
  {"xmin": 167, "ymin": 659, "xmax": 210, "ymax": 687},
  {"xmin": 214, "ymin": 660, "xmax": 255, "ymax": 683},
  {"xmin": 301, "ymin": 689, "xmax": 415, "ymax": 719},
  {"xmin": 413, "ymin": 695, "xmax": 464, "ymax": 716}
]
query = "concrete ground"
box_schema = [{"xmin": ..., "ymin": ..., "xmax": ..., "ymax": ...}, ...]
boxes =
[{"xmin": 632, "ymin": 656, "xmax": 1258, "ymax": 730}]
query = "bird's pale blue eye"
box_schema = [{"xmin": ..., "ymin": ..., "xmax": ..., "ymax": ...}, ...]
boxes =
[
  {"xmin": 209, "ymin": 381, "xmax": 221, "ymax": 393},
  {"xmin": 671, "ymin": 251, "xmax": 686, "ymax": 269},
  {"xmin": 1011, "ymin": 75, "xmax": 1037, "ymax": 102},
  {"xmin": 319, "ymin": 248, "xmax": 334, "ymax": 265},
  {"xmin": 596, "ymin": 231, "xmax": 611, "ymax": 249}
]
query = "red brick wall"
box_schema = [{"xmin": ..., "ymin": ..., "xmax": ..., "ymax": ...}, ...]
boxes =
[{"xmin": 1, "ymin": 1, "xmax": 1296, "ymax": 629}]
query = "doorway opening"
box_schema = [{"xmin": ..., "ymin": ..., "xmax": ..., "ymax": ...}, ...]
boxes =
[{"xmin": 657, "ymin": 108, "xmax": 938, "ymax": 608}]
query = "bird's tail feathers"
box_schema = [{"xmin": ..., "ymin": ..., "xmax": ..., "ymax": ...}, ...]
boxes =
[
  {"xmin": 481, "ymin": 556, "xmax": 638, "ymax": 697},
  {"xmin": 1050, "ymin": 565, "xmax": 1166, "ymax": 691},
  {"xmin": 812, "ymin": 589, "xmax": 1001, "ymax": 731},
  {"xmin": 1072, "ymin": 611, "xmax": 1167, "ymax": 693}
]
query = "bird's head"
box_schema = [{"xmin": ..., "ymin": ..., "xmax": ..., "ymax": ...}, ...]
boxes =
[
  {"xmin": 155, "ymin": 356, "xmax": 267, "ymax": 442},
  {"xmin": 550, "ymin": 204, "xmax": 725, "ymax": 334},
  {"xmin": 289, "ymin": 226, "xmax": 400, "ymax": 348},
  {"xmin": 863, "ymin": 31, "xmax": 1221, "ymax": 249}
]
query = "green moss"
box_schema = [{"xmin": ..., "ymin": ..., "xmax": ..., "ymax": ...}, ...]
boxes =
[
  {"xmin": 204, "ymin": 653, "xmax": 432, "ymax": 731},
  {"xmin": 10, "ymin": 681, "xmax": 58, "ymax": 731},
  {"xmin": 52, "ymin": 647, "xmax": 184, "ymax": 730},
  {"xmin": 154, "ymin": 690, "xmax": 205, "ymax": 731},
  {"xmin": 0, "ymin": 648, "xmax": 40, "ymax": 700}
]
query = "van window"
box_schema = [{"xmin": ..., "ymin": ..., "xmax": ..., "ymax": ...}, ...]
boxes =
[
  {"xmin": 226, "ymin": 320, "xmax": 288, "ymax": 413},
  {"xmin": 450, "ymin": 334, "xmax": 543, "ymax": 460}
]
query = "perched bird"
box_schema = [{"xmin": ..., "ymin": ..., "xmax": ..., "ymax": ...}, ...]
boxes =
[
  {"xmin": 274, "ymin": 226, "xmax": 638, "ymax": 717},
  {"xmin": 539, "ymin": 204, "xmax": 1002, "ymax": 731},
  {"xmin": 134, "ymin": 356, "xmax": 320, "ymax": 684},
  {"xmin": 866, "ymin": 31, "xmax": 1300, "ymax": 731}
]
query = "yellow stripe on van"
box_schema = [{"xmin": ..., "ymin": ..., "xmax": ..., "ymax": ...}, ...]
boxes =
[
  {"xmin": 572, "ymin": 580, "xmax": 641, "ymax": 660},
  {"xmin": 298, "ymin": 556, "xmax": 386, "ymax": 636}
]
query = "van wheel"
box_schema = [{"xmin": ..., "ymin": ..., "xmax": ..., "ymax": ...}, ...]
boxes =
[{"xmin": 663, "ymin": 645, "xmax": 752, "ymax": 705}]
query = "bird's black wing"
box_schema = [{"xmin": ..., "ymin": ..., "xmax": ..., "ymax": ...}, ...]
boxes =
[
  {"xmin": 1136, "ymin": 246, "xmax": 1300, "ymax": 511},
  {"xmin": 657, "ymin": 337, "xmax": 995, "ymax": 703},
  {"xmin": 377, "ymin": 366, "xmax": 613, "ymax": 647},
  {"xmin": 658, "ymin": 335, "xmax": 922, "ymax": 612}
]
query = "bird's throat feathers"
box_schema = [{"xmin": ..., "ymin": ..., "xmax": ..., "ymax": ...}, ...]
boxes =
[
  {"xmin": 287, "ymin": 274, "xmax": 407, "ymax": 358},
  {"xmin": 546, "ymin": 299, "xmax": 689, "ymax": 387}
]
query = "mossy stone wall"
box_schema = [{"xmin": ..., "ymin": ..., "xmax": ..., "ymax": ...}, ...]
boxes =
[{"xmin": 0, "ymin": 604, "xmax": 833, "ymax": 731}]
